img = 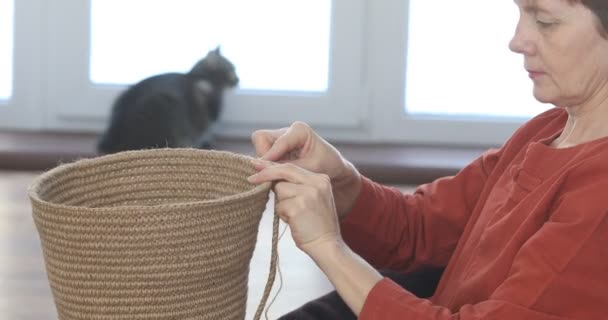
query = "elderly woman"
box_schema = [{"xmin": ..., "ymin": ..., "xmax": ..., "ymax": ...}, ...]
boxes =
[{"xmin": 248, "ymin": 0, "xmax": 608, "ymax": 319}]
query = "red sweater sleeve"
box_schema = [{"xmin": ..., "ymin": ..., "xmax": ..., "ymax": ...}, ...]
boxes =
[
  {"xmin": 360, "ymin": 279, "xmax": 571, "ymax": 319},
  {"xmin": 358, "ymin": 178, "xmax": 608, "ymax": 319},
  {"xmin": 340, "ymin": 148, "xmax": 501, "ymax": 271}
]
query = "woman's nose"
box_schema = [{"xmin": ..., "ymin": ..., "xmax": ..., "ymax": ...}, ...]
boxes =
[{"xmin": 509, "ymin": 21, "xmax": 535, "ymax": 55}]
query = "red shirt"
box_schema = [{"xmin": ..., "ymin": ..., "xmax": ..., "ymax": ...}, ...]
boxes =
[{"xmin": 341, "ymin": 108, "xmax": 608, "ymax": 319}]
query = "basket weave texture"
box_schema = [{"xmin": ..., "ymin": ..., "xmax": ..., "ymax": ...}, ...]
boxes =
[{"xmin": 28, "ymin": 148, "xmax": 271, "ymax": 320}]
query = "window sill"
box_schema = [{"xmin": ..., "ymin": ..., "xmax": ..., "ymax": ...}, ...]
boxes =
[{"xmin": 0, "ymin": 130, "xmax": 488, "ymax": 185}]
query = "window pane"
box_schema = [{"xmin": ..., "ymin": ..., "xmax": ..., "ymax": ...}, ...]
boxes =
[
  {"xmin": 90, "ymin": 0, "xmax": 330, "ymax": 91},
  {"xmin": 405, "ymin": 0, "xmax": 549, "ymax": 118},
  {"xmin": 0, "ymin": 0, "xmax": 13, "ymax": 100}
]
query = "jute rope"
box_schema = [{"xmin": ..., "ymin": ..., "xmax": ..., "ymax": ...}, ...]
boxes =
[
  {"xmin": 28, "ymin": 148, "xmax": 279, "ymax": 320},
  {"xmin": 253, "ymin": 207, "xmax": 280, "ymax": 320}
]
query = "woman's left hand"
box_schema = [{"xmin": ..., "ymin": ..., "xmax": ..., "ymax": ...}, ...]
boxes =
[
  {"xmin": 248, "ymin": 159, "xmax": 342, "ymax": 255},
  {"xmin": 249, "ymin": 159, "xmax": 383, "ymax": 316}
]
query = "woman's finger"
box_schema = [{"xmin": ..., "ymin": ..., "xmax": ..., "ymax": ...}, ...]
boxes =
[
  {"xmin": 273, "ymin": 190, "xmax": 314, "ymax": 224},
  {"xmin": 259, "ymin": 122, "xmax": 310, "ymax": 162},
  {"xmin": 274, "ymin": 197, "xmax": 293, "ymax": 224},
  {"xmin": 273, "ymin": 180, "xmax": 311, "ymax": 202},
  {"xmin": 250, "ymin": 158, "xmax": 278, "ymax": 171},
  {"xmin": 251, "ymin": 128, "xmax": 286, "ymax": 158},
  {"xmin": 248, "ymin": 162, "xmax": 314, "ymax": 185}
]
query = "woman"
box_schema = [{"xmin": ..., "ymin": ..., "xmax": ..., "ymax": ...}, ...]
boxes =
[{"xmin": 247, "ymin": 0, "xmax": 608, "ymax": 318}]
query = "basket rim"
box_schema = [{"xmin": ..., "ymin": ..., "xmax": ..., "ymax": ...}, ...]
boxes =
[{"xmin": 27, "ymin": 148, "xmax": 271, "ymax": 212}]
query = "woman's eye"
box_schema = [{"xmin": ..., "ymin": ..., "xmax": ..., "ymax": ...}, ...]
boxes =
[{"xmin": 535, "ymin": 17, "xmax": 557, "ymax": 28}]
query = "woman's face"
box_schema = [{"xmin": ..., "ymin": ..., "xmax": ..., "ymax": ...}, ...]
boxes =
[{"xmin": 509, "ymin": 0, "xmax": 608, "ymax": 108}]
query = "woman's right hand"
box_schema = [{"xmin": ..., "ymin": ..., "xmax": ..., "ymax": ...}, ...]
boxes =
[{"xmin": 251, "ymin": 121, "xmax": 362, "ymax": 217}]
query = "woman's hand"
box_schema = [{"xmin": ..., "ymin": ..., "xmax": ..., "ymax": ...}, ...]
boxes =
[
  {"xmin": 249, "ymin": 161, "xmax": 382, "ymax": 316},
  {"xmin": 251, "ymin": 121, "xmax": 362, "ymax": 217},
  {"xmin": 248, "ymin": 160, "xmax": 342, "ymax": 255}
]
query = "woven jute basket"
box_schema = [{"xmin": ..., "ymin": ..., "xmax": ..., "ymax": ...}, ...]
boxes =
[{"xmin": 28, "ymin": 148, "xmax": 274, "ymax": 320}]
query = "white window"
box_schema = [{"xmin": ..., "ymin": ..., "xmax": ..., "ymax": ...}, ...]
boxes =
[
  {"xmin": 405, "ymin": 0, "xmax": 547, "ymax": 118},
  {"xmin": 368, "ymin": 0, "xmax": 550, "ymax": 145},
  {"xmin": 0, "ymin": 0, "xmax": 43, "ymax": 129},
  {"xmin": 0, "ymin": 0, "xmax": 14, "ymax": 100},
  {"xmin": 3, "ymin": 1, "xmax": 548, "ymax": 146},
  {"xmin": 45, "ymin": 0, "xmax": 365, "ymax": 132},
  {"xmin": 90, "ymin": 0, "xmax": 330, "ymax": 92}
]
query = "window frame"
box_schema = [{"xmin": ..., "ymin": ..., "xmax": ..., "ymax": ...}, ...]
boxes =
[
  {"xmin": 2, "ymin": 0, "xmax": 537, "ymax": 147},
  {"xmin": 0, "ymin": 0, "xmax": 44, "ymax": 129},
  {"xmin": 365, "ymin": 0, "xmax": 527, "ymax": 146},
  {"xmin": 42, "ymin": 0, "xmax": 368, "ymax": 133}
]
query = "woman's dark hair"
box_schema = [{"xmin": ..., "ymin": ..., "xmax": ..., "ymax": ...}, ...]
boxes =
[{"xmin": 570, "ymin": 0, "xmax": 608, "ymax": 37}]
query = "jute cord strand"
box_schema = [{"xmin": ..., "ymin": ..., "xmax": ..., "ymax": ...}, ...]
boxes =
[
  {"xmin": 252, "ymin": 207, "xmax": 280, "ymax": 320},
  {"xmin": 28, "ymin": 148, "xmax": 278, "ymax": 320}
]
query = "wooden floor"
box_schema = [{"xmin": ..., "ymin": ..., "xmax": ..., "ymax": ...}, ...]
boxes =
[{"xmin": 0, "ymin": 169, "xmax": 413, "ymax": 319}]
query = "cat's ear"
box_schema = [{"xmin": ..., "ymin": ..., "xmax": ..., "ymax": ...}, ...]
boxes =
[
  {"xmin": 205, "ymin": 46, "xmax": 221, "ymax": 60},
  {"xmin": 202, "ymin": 47, "xmax": 220, "ymax": 68}
]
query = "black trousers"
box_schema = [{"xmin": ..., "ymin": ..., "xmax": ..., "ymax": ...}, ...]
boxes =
[{"xmin": 278, "ymin": 268, "xmax": 444, "ymax": 320}]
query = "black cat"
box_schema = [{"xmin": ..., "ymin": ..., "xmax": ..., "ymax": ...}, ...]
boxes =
[{"xmin": 97, "ymin": 47, "xmax": 238, "ymax": 154}]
